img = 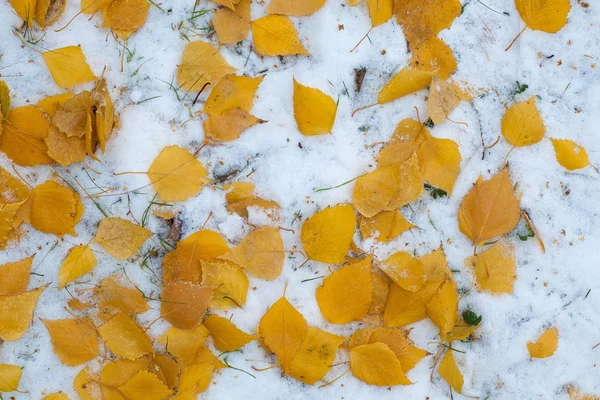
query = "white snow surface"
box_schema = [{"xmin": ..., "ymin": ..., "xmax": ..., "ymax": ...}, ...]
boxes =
[{"xmin": 0, "ymin": 0, "xmax": 599, "ymax": 399}]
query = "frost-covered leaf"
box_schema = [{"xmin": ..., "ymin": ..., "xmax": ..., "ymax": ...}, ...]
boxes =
[
  {"xmin": 0, "ymin": 256, "xmax": 33, "ymax": 296},
  {"xmin": 157, "ymin": 325, "xmax": 210, "ymax": 366},
  {"xmin": 117, "ymin": 370, "xmax": 173, "ymax": 400},
  {"xmin": 358, "ymin": 210, "xmax": 414, "ymax": 242},
  {"xmin": 396, "ymin": 0, "xmax": 462, "ymax": 48},
  {"xmin": 515, "ymin": 0, "xmax": 570, "ymax": 33},
  {"xmin": 0, "ymin": 106, "xmax": 53, "ymax": 166},
  {"xmin": 201, "ymin": 260, "xmax": 248, "ymax": 309},
  {"xmin": 410, "ymin": 37, "xmax": 457, "ymax": 80},
  {"xmin": 0, "ymin": 286, "xmax": 46, "ymax": 341},
  {"xmin": 214, "ymin": 0, "xmax": 251, "ymax": 44},
  {"xmin": 379, "ymin": 251, "xmax": 425, "ymax": 293},
  {"xmin": 93, "ymin": 217, "xmax": 152, "ymax": 260},
  {"xmin": 287, "ymin": 327, "xmax": 344, "ymax": 384},
  {"xmin": 42, "ymin": 318, "xmax": 99, "ymax": 366},
  {"xmin": 350, "ymin": 342, "xmax": 411, "ymax": 386},
  {"xmin": 97, "ymin": 312, "xmax": 153, "ymax": 360},
  {"xmin": 467, "ymin": 241, "xmax": 516, "ymax": 294},
  {"xmin": 204, "ymin": 74, "xmax": 264, "ymax": 116},
  {"xmin": 101, "ymin": 0, "xmax": 150, "ymax": 40},
  {"xmin": 160, "ymin": 282, "xmax": 213, "ymax": 329}
]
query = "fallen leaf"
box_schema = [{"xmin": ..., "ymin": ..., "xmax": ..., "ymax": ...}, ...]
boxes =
[
  {"xmin": 266, "ymin": 0, "xmax": 326, "ymax": 16},
  {"xmin": 204, "ymin": 108, "xmax": 265, "ymax": 141},
  {"xmin": 204, "ymin": 314, "xmax": 256, "ymax": 351},
  {"xmin": 42, "ymin": 46, "xmax": 96, "ymax": 88},
  {"xmin": 438, "ymin": 350, "xmax": 463, "ymax": 393},
  {"xmin": 161, "ymin": 282, "xmax": 213, "ymax": 329},
  {"xmin": 379, "ymin": 251, "xmax": 425, "ymax": 293},
  {"xmin": 58, "ymin": 245, "xmax": 97, "ymax": 288},
  {"xmin": 359, "ymin": 210, "xmax": 414, "ymax": 242},
  {"xmin": 287, "ymin": 327, "xmax": 345, "ymax": 384},
  {"xmin": 551, "ymin": 139, "xmax": 593, "ymax": 171},
  {"xmin": 93, "ymin": 217, "xmax": 152, "ymax": 260},
  {"xmin": 0, "ymin": 106, "xmax": 53, "ymax": 166},
  {"xmin": 152, "ymin": 354, "xmax": 180, "ymax": 389},
  {"xmin": 350, "ymin": 342, "xmax": 411, "ymax": 386},
  {"xmin": 527, "ymin": 327, "xmax": 558, "ymax": 358},
  {"xmin": 177, "ymin": 362, "xmax": 215, "ymax": 396},
  {"xmin": 97, "ymin": 312, "xmax": 153, "ymax": 360},
  {"xmin": 8, "ymin": 0, "xmax": 36, "ymax": 26},
  {"xmin": 30, "ymin": 180, "xmax": 79, "ymax": 236},
  {"xmin": 467, "ymin": 241, "xmax": 516, "ymax": 294},
  {"xmin": 0, "ymin": 81, "xmax": 10, "ymax": 117},
  {"xmin": 43, "ymin": 393, "xmax": 71, "ymax": 400},
  {"xmin": 45, "ymin": 126, "xmax": 87, "ymax": 166},
  {"xmin": 177, "ymin": 41, "xmax": 236, "ymax": 92},
  {"xmin": 366, "ymin": 0, "xmax": 394, "ymax": 27},
  {"xmin": 300, "ymin": 204, "xmax": 357, "ymax": 264},
  {"xmin": 515, "ymin": 0, "xmax": 571, "ymax": 33},
  {"xmin": 224, "ymin": 181, "xmax": 279, "ymax": 219},
  {"xmin": 204, "ymin": 74, "xmax": 264, "ymax": 116},
  {"xmin": 42, "ymin": 318, "xmax": 99, "ymax": 366},
  {"xmin": 428, "ymin": 77, "xmax": 461, "ymax": 125},
  {"xmin": 73, "ymin": 368, "xmax": 101, "ymax": 400},
  {"xmin": 396, "ymin": 0, "xmax": 462, "ymax": 48},
  {"xmin": 0, "ymin": 286, "xmax": 46, "ymax": 341},
  {"xmin": 201, "ymin": 260, "xmax": 249, "ymax": 308},
  {"xmin": 0, "ymin": 256, "xmax": 34, "ymax": 296},
  {"xmin": 35, "ymin": 0, "xmax": 66, "ymax": 28},
  {"xmin": 410, "ymin": 37, "xmax": 457, "ymax": 80},
  {"xmin": 214, "ymin": 0, "xmax": 251, "ymax": 44},
  {"xmin": 251, "ymin": 15, "xmax": 309, "ymax": 56},
  {"xmin": 157, "ymin": 325, "xmax": 210, "ymax": 366},
  {"xmin": 52, "ymin": 91, "xmax": 91, "ymax": 138},
  {"xmin": 0, "ymin": 364, "xmax": 22, "ymax": 392},
  {"xmin": 293, "ymin": 78, "xmax": 337, "ymax": 136},
  {"xmin": 368, "ymin": 272, "xmax": 389, "ymax": 316},
  {"xmin": 501, "ymin": 97, "xmax": 546, "ymax": 147},
  {"xmin": 0, "ymin": 166, "xmax": 30, "ymax": 203},
  {"xmin": 415, "ymin": 128, "xmax": 461, "ymax": 194},
  {"xmin": 426, "ymin": 279, "xmax": 458, "ymax": 337},
  {"xmin": 94, "ymin": 277, "xmax": 149, "ymax": 317},
  {"xmin": 368, "ymin": 327, "xmax": 427, "ymax": 372},
  {"xmin": 316, "ymin": 257, "xmax": 373, "ymax": 323},
  {"xmin": 101, "ymin": 0, "xmax": 150, "ymax": 40},
  {"xmin": 117, "ymin": 370, "xmax": 173, "ymax": 400},
  {"xmin": 378, "ymin": 68, "xmax": 435, "ymax": 104}
]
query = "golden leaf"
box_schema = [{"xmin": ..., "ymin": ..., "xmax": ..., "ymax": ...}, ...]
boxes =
[
  {"xmin": 368, "ymin": 327, "xmax": 427, "ymax": 372},
  {"xmin": 204, "ymin": 74, "xmax": 264, "ymax": 116},
  {"xmin": 438, "ymin": 350, "xmax": 463, "ymax": 393},
  {"xmin": 0, "ymin": 286, "xmax": 46, "ymax": 341},
  {"xmin": 416, "ymin": 128, "xmax": 461, "ymax": 194},
  {"xmin": 177, "ymin": 41, "xmax": 236, "ymax": 92},
  {"xmin": 0, "ymin": 106, "xmax": 53, "ymax": 166},
  {"xmin": 160, "ymin": 282, "xmax": 213, "ymax": 330},
  {"xmin": 368, "ymin": 272, "xmax": 389, "ymax": 316},
  {"xmin": 117, "ymin": 370, "xmax": 173, "ymax": 400},
  {"xmin": 251, "ymin": 15, "xmax": 309, "ymax": 56},
  {"xmin": 42, "ymin": 318, "xmax": 99, "ymax": 366},
  {"xmin": 92, "ymin": 79, "xmax": 115, "ymax": 153},
  {"xmin": 163, "ymin": 230, "xmax": 230, "ymax": 284},
  {"xmin": 43, "ymin": 393, "xmax": 71, "ymax": 400},
  {"xmin": 0, "ymin": 166, "xmax": 30, "ymax": 203},
  {"xmin": 152, "ymin": 354, "xmax": 180, "ymax": 389},
  {"xmin": 443, "ymin": 318, "xmax": 480, "ymax": 342},
  {"xmin": 192, "ymin": 346, "xmax": 226, "ymax": 370},
  {"xmin": 94, "ymin": 277, "xmax": 149, "ymax": 317},
  {"xmin": 259, "ymin": 296, "xmax": 308, "ymax": 370},
  {"xmin": 366, "ymin": 0, "xmax": 394, "ymax": 27},
  {"xmin": 0, "ymin": 81, "xmax": 10, "ymax": 117},
  {"xmin": 266, "ymin": 0, "xmax": 326, "ymax": 16},
  {"xmin": 300, "ymin": 204, "xmax": 356, "ymax": 264},
  {"xmin": 287, "ymin": 327, "xmax": 345, "ymax": 384},
  {"xmin": 157, "ymin": 325, "xmax": 210, "ymax": 366},
  {"xmin": 378, "ymin": 68, "xmax": 435, "ymax": 104},
  {"xmin": 102, "ymin": 0, "xmax": 150, "ymax": 39},
  {"xmin": 213, "ymin": 0, "xmax": 239, "ymax": 9},
  {"xmin": 222, "ymin": 226, "xmax": 284, "ymax": 280},
  {"xmin": 458, "ymin": 168, "xmax": 520, "ymax": 245},
  {"xmin": 0, "ymin": 364, "xmax": 22, "ymax": 392},
  {"xmin": 52, "ymin": 91, "xmax": 91, "ymax": 137},
  {"xmin": 204, "ymin": 108, "xmax": 265, "ymax": 142},
  {"xmin": 204, "ymin": 314, "xmax": 256, "ymax": 351},
  {"xmin": 0, "ymin": 256, "xmax": 33, "ymax": 296},
  {"xmin": 467, "ymin": 241, "xmax": 516, "ymax": 294},
  {"xmin": 8, "ymin": 0, "xmax": 36, "ymax": 26},
  {"xmin": 42, "ymin": 46, "xmax": 96, "ymax": 89},
  {"xmin": 379, "ymin": 251, "xmax": 425, "ymax": 293},
  {"xmin": 410, "ymin": 37, "xmax": 457, "ymax": 80},
  {"xmin": 97, "ymin": 312, "xmax": 153, "ymax": 360},
  {"xmin": 350, "ymin": 342, "xmax": 411, "ymax": 386},
  {"xmin": 45, "ymin": 126, "xmax": 87, "ymax": 166},
  {"xmin": 396, "ymin": 0, "xmax": 461, "ymax": 48},
  {"xmin": 35, "ymin": 0, "xmax": 66, "ymax": 28},
  {"xmin": 551, "ymin": 139, "xmax": 592, "ymax": 171},
  {"xmin": 428, "ymin": 77, "xmax": 461, "ymax": 125},
  {"xmin": 358, "ymin": 210, "xmax": 414, "ymax": 242},
  {"xmin": 527, "ymin": 327, "xmax": 558, "ymax": 358},
  {"xmin": 293, "ymin": 78, "xmax": 337, "ymax": 136},
  {"xmin": 214, "ymin": 0, "xmax": 251, "ymax": 44},
  {"xmin": 316, "ymin": 257, "xmax": 373, "ymax": 323},
  {"xmin": 426, "ymin": 279, "xmax": 458, "ymax": 337},
  {"xmin": 201, "ymin": 260, "xmax": 248, "ymax": 308},
  {"xmin": 30, "ymin": 180, "xmax": 79, "ymax": 236},
  {"xmin": 147, "ymin": 145, "xmax": 209, "ymax": 202},
  {"xmin": 37, "ymin": 93, "xmax": 73, "ymax": 117},
  {"xmin": 224, "ymin": 181, "xmax": 279, "ymax": 219},
  {"xmin": 515, "ymin": 0, "xmax": 570, "ymax": 33},
  {"xmin": 93, "ymin": 217, "xmax": 152, "ymax": 260},
  {"xmin": 0, "ymin": 202, "xmax": 23, "ymax": 247},
  {"xmin": 177, "ymin": 362, "xmax": 215, "ymax": 396},
  {"xmin": 73, "ymin": 368, "xmax": 101, "ymax": 400},
  {"xmin": 501, "ymin": 97, "xmax": 545, "ymax": 147},
  {"xmin": 58, "ymin": 245, "xmax": 97, "ymax": 288}
]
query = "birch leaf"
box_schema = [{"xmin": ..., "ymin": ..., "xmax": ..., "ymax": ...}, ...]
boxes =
[
  {"xmin": 117, "ymin": 370, "xmax": 173, "ymax": 400},
  {"xmin": 251, "ymin": 15, "xmax": 309, "ymax": 56},
  {"xmin": 551, "ymin": 139, "xmax": 592, "ymax": 171},
  {"xmin": 426, "ymin": 279, "xmax": 458, "ymax": 337},
  {"xmin": 368, "ymin": 328, "xmax": 427, "ymax": 372},
  {"xmin": 293, "ymin": 78, "xmax": 337, "ymax": 136},
  {"xmin": 367, "ymin": 0, "xmax": 394, "ymax": 27},
  {"xmin": 0, "ymin": 256, "xmax": 34, "ymax": 296},
  {"xmin": 0, "ymin": 81, "xmax": 10, "ymax": 117},
  {"xmin": 157, "ymin": 325, "xmax": 210, "ymax": 366},
  {"xmin": 287, "ymin": 327, "xmax": 345, "ymax": 384},
  {"xmin": 160, "ymin": 282, "xmax": 213, "ymax": 330},
  {"xmin": 410, "ymin": 37, "xmax": 457, "ymax": 79},
  {"xmin": 204, "ymin": 108, "xmax": 265, "ymax": 142},
  {"xmin": 379, "ymin": 251, "xmax": 425, "ymax": 293},
  {"xmin": 30, "ymin": 180, "xmax": 79, "ymax": 236},
  {"xmin": 101, "ymin": 0, "xmax": 150, "ymax": 40},
  {"xmin": 350, "ymin": 342, "xmax": 411, "ymax": 386},
  {"xmin": 204, "ymin": 314, "xmax": 256, "ymax": 351},
  {"xmin": 438, "ymin": 350, "xmax": 463, "ymax": 393},
  {"xmin": 358, "ymin": 210, "xmax": 414, "ymax": 242},
  {"xmin": 204, "ymin": 74, "xmax": 264, "ymax": 116},
  {"xmin": 266, "ymin": 0, "xmax": 326, "ymax": 16},
  {"xmin": 201, "ymin": 260, "xmax": 249, "ymax": 309},
  {"xmin": 0, "ymin": 286, "xmax": 46, "ymax": 341},
  {"xmin": 97, "ymin": 312, "xmax": 153, "ymax": 360},
  {"xmin": 94, "ymin": 277, "xmax": 149, "ymax": 317},
  {"xmin": 43, "ymin": 393, "xmax": 71, "ymax": 400},
  {"xmin": 8, "ymin": 0, "xmax": 36, "ymax": 26},
  {"xmin": 0, "ymin": 364, "xmax": 22, "ymax": 392},
  {"xmin": 52, "ymin": 91, "xmax": 91, "ymax": 138},
  {"xmin": 0, "ymin": 166, "xmax": 30, "ymax": 203},
  {"xmin": 515, "ymin": 0, "xmax": 571, "ymax": 33},
  {"xmin": 58, "ymin": 245, "xmax": 97, "ymax": 288},
  {"xmin": 177, "ymin": 41, "xmax": 236, "ymax": 92},
  {"xmin": 214, "ymin": 0, "xmax": 251, "ymax": 44},
  {"xmin": 0, "ymin": 106, "xmax": 53, "ymax": 166},
  {"xmin": 501, "ymin": 97, "xmax": 546, "ymax": 147},
  {"xmin": 396, "ymin": 0, "xmax": 462, "ymax": 48},
  {"xmin": 466, "ymin": 241, "xmax": 516, "ymax": 294},
  {"xmin": 42, "ymin": 46, "xmax": 96, "ymax": 88},
  {"xmin": 527, "ymin": 327, "xmax": 559, "ymax": 358},
  {"xmin": 35, "ymin": 0, "xmax": 67, "ymax": 28},
  {"xmin": 42, "ymin": 318, "xmax": 99, "ymax": 366},
  {"xmin": 378, "ymin": 68, "xmax": 435, "ymax": 104},
  {"xmin": 45, "ymin": 126, "xmax": 87, "ymax": 166},
  {"xmin": 93, "ymin": 217, "xmax": 152, "ymax": 260},
  {"xmin": 428, "ymin": 77, "xmax": 461, "ymax": 125}
]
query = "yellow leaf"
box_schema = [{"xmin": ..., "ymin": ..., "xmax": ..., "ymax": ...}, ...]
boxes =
[
  {"xmin": 259, "ymin": 296, "xmax": 308, "ymax": 370},
  {"xmin": 458, "ymin": 168, "xmax": 521, "ymax": 245},
  {"xmin": 177, "ymin": 362, "xmax": 215, "ymax": 395},
  {"xmin": 224, "ymin": 181, "xmax": 279, "ymax": 219},
  {"xmin": 410, "ymin": 36, "xmax": 457, "ymax": 80},
  {"xmin": 161, "ymin": 282, "xmax": 213, "ymax": 330},
  {"xmin": 192, "ymin": 346, "xmax": 226, "ymax": 370},
  {"xmin": 42, "ymin": 46, "xmax": 96, "ymax": 88},
  {"xmin": 0, "ymin": 106, "xmax": 53, "ymax": 166},
  {"xmin": 100, "ymin": 356, "xmax": 151, "ymax": 392},
  {"xmin": 43, "ymin": 393, "xmax": 71, "ymax": 400},
  {"xmin": 30, "ymin": 180, "xmax": 80, "ymax": 236},
  {"xmin": 568, "ymin": 387, "xmax": 600, "ymax": 400},
  {"xmin": 527, "ymin": 327, "xmax": 558, "ymax": 358},
  {"xmin": 67, "ymin": 298, "xmax": 92, "ymax": 310},
  {"xmin": 162, "ymin": 230, "xmax": 230, "ymax": 284},
  {"xmin": 266, "ymin": 0, "xmax": 326, "ymax": 15},
  {"xmin": 42, "ymin": 318, "xmax": 99, "ymax": 366},
  {"xmin": 8, "ymin": 0, "xmax": 36, "ymax": 26},
  {"xmin": 300, "ymin": 204, "xmax": 356, "ymax": 264},
  {"xmin": 287, "ymin": 327, "xmax": 345, "ymax": 384},
  {"xmin": 147, "ymin": 145, "xmax": 209, "ymax": 202},
  {"xmin": 0, "ymin": 364, "xmax": 22, "ymax": 392},
  {"xmin": 0, "ymin": 286, "xmax": 45, "ymax": 341},
  {"xmin": 0, "ymin": 202, "xmax": 23, "ymax": 247},
  {"xmin": 81, "ymin": 0, "xmax": 112, "ymax": 14},
  {"xmin": 438, "ymin": 350, "xmax": 463, "ymax": 393},
  {"xmin": 383, "ymin": 282, "xmax": 439, "ymax": 327},
  {"xmin": 204, "ymin": 108, "xmax": 265, "ymax": 142},
  {"xmin": 347, "ymin": 0, "xmax": 362, "ymax": 4},
  {"xmin": 204, "ymin": 315, "xmax": 256, "ymax": 351},
  {"xmin": 204, "ymin": 74, "xmax": 264, "ymax": 116},
  {"xmin": 428, "ymin": 77, "xmax": 461, "ymax": 125},
  {"xmin": 366, "ymin": 0, "xmax": 394, "ymax": 27},
  {"xmin": 515, "ymin": 0, "xmax": 570, "ymax": 33},
  {"xmin": 350, "ymin": 342, "xmax": 411, "ymax": 386},
  {"xmin": 97, "ymin": 312, "xmax": 153, "ymax": 360},
  {"xmin": 93, "ymin": 217, "xmax": 152, "ymax": 260},
  {"xmin": 466, "ymin": 241, "xmax": 516, "ymax": 294},
  {"xmin": 101, "ymin": 0, "xmax": 150, "ymax": 39},
  {"xmin": 73, "ymin": 368, "xmax": 101, "ymax": 400},
  {"xmin": 396, "ymin": 0, "xmax": 461, "ymax": 48},
  {"xmin": 58, "ymin": 245, "xmax": 97, "ymax": 288},
  {"xmin": 426, "ymin": 279, "xmax": 458, "ymax": 337},
  {"xmin": 214, "ymin": 0, "xmax": 251, "ymax": 44},
  {"xmin": 251, "ymin": 15, "xmax": 309, "ymax": 56},
  {"xmin": 368, "ymin": 272, "xmax": 389, "ymax": 316},
  {"xmin": 201, "ymin": 260, "xmax": 249, "ymax": 309},
  {"xmin": 293, "ymin": 78, "xmax": 337, "ymax": 136},
  {"xmin": 416, "ymin": 128, "xmax": 461, "ymax": 194},
  {"xmin": 152, "ymin": 354, "xmax": 180, "ymax": 389},
  {"xmin": 222, "ymin": 226, "xmax": 284, "ymax": 280},
  {"xmin": 92, "ymin": 79, "xmax": 115, "ymax": 153},
  {"xmin": 551, "ymin": 139, "xmax": 592, "ymax": 171},
  {"xmin": 45, "ymin": 126, "xmax": 87, "ymax": 166},
  {"xmin": 0, "ymin": 166, "xmax": 30, "ymax": 203},
  {"xmin": 378, "ymin": 68, "xmax": 435, "ymax": 104},
  {"xmin": 316, "ymin": 257, "xmax": 373, "ymax": 324},
  {"xmin": 94, "ymin": 277, "xmax": 149, "ymax": 317},
  {"xmin": 177, "ymin": 40, "xmax": 236, "ymax": 92},
  {"xmin": 117, "ymin": 370, "xmax": 173, "ymax": 400},
  {"xmin": 359, "ymin": 210, "xmax": 414, "ymax": 242},
  {"xmin": 379, "ymin": 251, "xmax": 425, "ymax": 292},
  {"xmin": 0, "ymin": 81, "xmax": 10, "ymax": 117},
  {"xmin": 35, "ymin": 0, "xmax": 66, "ymax": 28},
  {"xmin": 52, "ymin": 91, "xmax": 91, "ymax": 138},
  {"xmin": 0, "ymin": 256, "xmax": 33, "ymax": 296},
  {"xmin": 443, "ymin": 319, "xmax": 480, "ymax": 342},
  {"xmin": 368, "ymin": 327, "xmax": 427, "ymax": 372},
  {"xmin": 157, "ymin": 325, "xmax": 210, "ymax": 366},
  {"xmin": 501, "ymin": 96, "xmax": 545, "ymax": 147}
]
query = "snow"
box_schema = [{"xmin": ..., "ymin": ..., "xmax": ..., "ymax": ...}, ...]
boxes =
[{"xmin": 1, "ymin": 0, "xmax": 599, "ymax": 399}]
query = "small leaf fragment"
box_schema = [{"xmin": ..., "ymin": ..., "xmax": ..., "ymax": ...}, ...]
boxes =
[{"xmin": 527, "ymin": 327, "xmax": 559, "ymax": 358}]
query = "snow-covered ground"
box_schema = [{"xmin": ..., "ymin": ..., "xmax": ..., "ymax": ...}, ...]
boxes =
[{"xmin": 1, "ymin": 0, "xmax": 599, "ymax": 398}]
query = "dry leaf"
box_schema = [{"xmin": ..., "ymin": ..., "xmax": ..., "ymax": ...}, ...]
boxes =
[
  {"xmin": 396, "ymin": 0, "xmax": 461, "ymax": 48},
  {"xmin": 204, "ymin": 314, "xmax": 256, "ymax": 351},
  {"xmin": 466, "ymin": 241, "xmax": 516, "ymax": 294},
  {"xmin": 410, "ymin": 37, "xmax": 457, "ymax": 80},
  {"xmin": 204, "ymin": 108, "xmax": 265, "ymax": 141},
  {"xmin": 350, "ymin": 342, "xmax": 411, "ymax": 386},
  {"xmin": 157, "ymin": 325, "xmax": 210, "ymax": 366},
  {"xmin": 152, "ymin": 354, "xmax": 180, "ymax": 389},
  {"xmin": 0, "ymin": 256, "xmax": 34, "ymax": 296},
  {"xmin": 97, "ymin": 312, "xmax": 153, "ymax": 360},
  {"xmin": 52, "ymin": 91, "xmax": 91, "ymax": 138},
  {"xmin": 177, "ymin": 41, "xmax": 236, "ymax": 92},
  {"xmin": 42, "ymin": 46, "xmax": 96, "ymax": 88},
  {"xmin": 45, "ymin": 126, "xmax": 87, "ymax": 166},
  {"xmin": 58, "ymin": 245, "xmax": 97, "ymax": 288},
  {"xmin": 0, "ymin": 166, "xmax": 30, "ymax": 203},
  {"xmin": 438, "ymin": 349, "xmax": 463, "ymax": 393},
  {"xmin": 551, "ymin": 139, "xmax": 593, "ymax": 171},
  {"xmin": 251, "ymin": 15, "xmax": 309, "ymax": 56},
  {"xmin": 368, "ymin": 328, "xmax": 427, "ymax": 372},
  {"xmin": 293, "ymin": 78, "xmax": 337, "ymax": 136},
  {"xmin": 316, "ymin": 257, "xmax": 373, "ymax": 324},
  {"xmin": 501, "ymin": 97, "xmax": 545, "ymax": 147},
  {"xmin": 161, "ymin": 282, "xmax": 213, "ymax": 330},
  {"xmin": 0, "ymin": 364, "xmax": 22, "ymax": 392},
  {"xmin": 358, "ymin": 210, "xmax": 414, "ymax": 242},
  {"xmin": 30, "ymin": 180, "xmax": 80, "ymax": 236},
  {"xmin": 224, "ymin": 181, "xmax": 279, "ymax": 219},
  {"xmin": 428, "ymin": 77, "xmax": 461, "ymax": 125},
  {"xmin": 379, "ymin": 251, "xmax": 425, "ymax": 293},
  {"xmin": 117, "ymin": 370, "xmax": 173, "ymax": 400},
  {"xmin": 201, "ymin": 260, "xmax": 249, "ymax": 308},
  {"xmin": 300, "ymin": 204, "xmax": 356, "ymax": 264},
  {"xmin": 214, "ymin": 0, "xmax": 251, "ymax": 44},
  {"xmin": 415, "ymin": 128, "xmax": 461, "ymax": 194},
  {"xmin": 287, "ymin": 327, "xmax": 345, "ymax": 384},
  {"xmin": 378, "ymin": 68, "xmax": 435, "ymax": 104},
  {"xmin": 458, "ymin": 168, "xmax": 520, "ymax": 245},
  {"xmin": 93, "ymin": 217, "xmax": 152, "ymax": 260},
  {"xmin": 527, "ymin": 327, "xmax": 558, "ymax": 358},
  {"xmin": 94, "ymin": 277, "xmax": 149, "ymax": 317},
  {"xmin": 426, "ymin": 279, "xmax": 458, "ymax": 337},
  {"xmin": 73, "ymin": 368, "xmax": 101, "ymax": 400},
  {"xmin": 42, "ymin": 318, "xmax": 99, "ymax": 366},
  {"xmin": 368, "ymin": 272, "xmax": 389, "ymax": 316},
  {"xmin": 177, "ymin": 361, "xmax": 215, "ymax": 396},
  {"xmin": 266, "ymin": 0, "xmax": 326, "ymax": 16},
  {"xmin": 101, "ymin": 0, "xmax": 150, "ymax": 39},
  {"xmin": 0, "ymin": 286, "xmax": 46, "ymax": 341},
  {"xmin": 147, "ymin": 145, "xmax": 209, "ymax": 202},
  {"xmin": 35, "ymin": 0, "xmax": 66, "ymax": 28},
  {"xmin": 0, "ymin": 106, "xmax": 53, "ymax": 166},
  {"xmin": 515, "ymin": 0, "xmax": 571, "ymax": 33},
  {"xmin": 204, "ymin": 74, "xmax": 264, "ymax": 116}
]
